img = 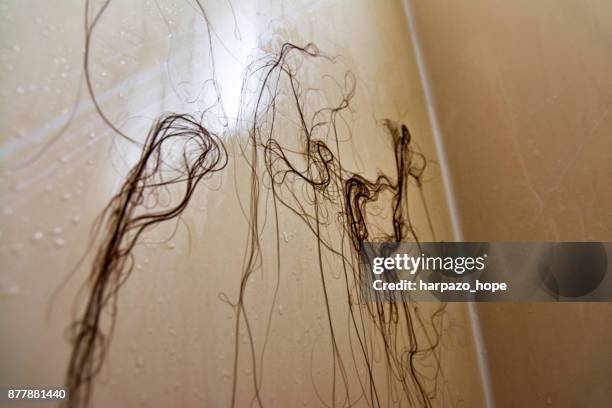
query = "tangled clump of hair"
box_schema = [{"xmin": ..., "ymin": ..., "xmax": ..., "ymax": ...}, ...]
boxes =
[
  {"xmin": 65, "ymin": 114, "xmax": 227, "ymax": 408},
  {"xmin": 60, "ymin": 3, "xmax": 444, "ymax": 405}
]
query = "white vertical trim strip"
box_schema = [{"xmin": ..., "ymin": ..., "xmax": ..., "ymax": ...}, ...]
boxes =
[
  {"xmin": 399, "ymin": 1, "xmax": 495, "ymax": 407},
  {"xmin": 467, "ymin": 302, "xmax": 495, "ymax": 408},
  {"xmin": 400, "ymin": 1, "xmax": 462, "ymax": 241}
]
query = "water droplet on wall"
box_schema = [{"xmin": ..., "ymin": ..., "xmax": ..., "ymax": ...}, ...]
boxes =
[{"xmin": 0, "ymin": 282, "xmax": 20, "ymax": 297}]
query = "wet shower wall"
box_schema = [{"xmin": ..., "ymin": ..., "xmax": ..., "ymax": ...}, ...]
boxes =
[
  {"xmin": 407, "ymin": 0, "xmax": 612, "ymax": 407},
  {"xmin": 0, "ymin": 1, "xmax": 485, "ymax": 408}
]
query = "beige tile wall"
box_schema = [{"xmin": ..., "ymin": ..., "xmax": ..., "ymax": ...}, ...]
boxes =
[{"xmin": 407, "ymin": 0, "xmax": 612, "ymax": 406}]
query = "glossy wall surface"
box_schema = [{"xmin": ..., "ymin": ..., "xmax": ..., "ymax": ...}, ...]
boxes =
[{"xmin": 0, "ymin": 1, "xmax": 485, "ymax": 407}]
